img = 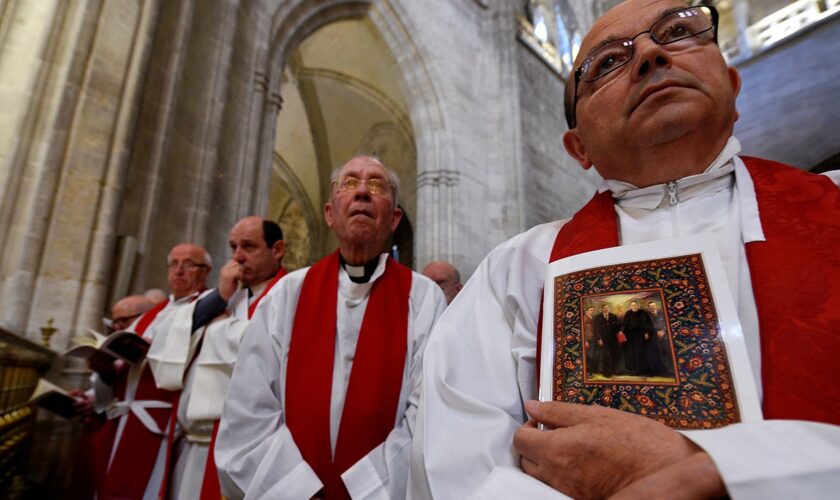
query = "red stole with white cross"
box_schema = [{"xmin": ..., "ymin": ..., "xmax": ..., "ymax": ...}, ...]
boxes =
[
  {"xmin": 286, "ymin": 251, "xmax": 412, "ymax": 499},
  {"xmin": 542, "ymin": 157, "xmax": 840, "ymax": 425},
  {"xmin": 99, "ymin": 299, "xmax": 174, "ymax": 500}
]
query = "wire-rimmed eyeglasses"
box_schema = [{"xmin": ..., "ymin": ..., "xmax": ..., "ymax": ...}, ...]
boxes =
[{"xmin": 566, "ymin": 6, "xmax": 718, "ymax": 129}]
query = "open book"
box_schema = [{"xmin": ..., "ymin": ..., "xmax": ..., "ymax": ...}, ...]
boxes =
[
  {"xmin": 65, "ymin": 329, "xmax": 150, "ymax": 364},
  {"xmin": 29, "ymin": 378, "xmax": 78, "ymax": 419},
  {"xmin": 540, "ymin": 234, "xmax": 762, "ymax": 429}
]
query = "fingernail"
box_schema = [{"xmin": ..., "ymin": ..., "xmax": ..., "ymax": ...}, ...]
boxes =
[{"xmin": 524, "ymin": 399, "xmax": 540, "ymax": 415}]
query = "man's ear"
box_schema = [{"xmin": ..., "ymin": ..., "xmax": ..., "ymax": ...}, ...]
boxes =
[
  {"xmin": 728, "ymin": 66, "xmax": 742, "ymax": 122},
  {"xmin": 562, "ymin": 130, "xmax": 594, "ymax": 170},
  {"xmin": 324, "ymin": 202, "xmax": 335, "ymax": 229},
  {"xmin": 272, "ymin": 240, "xmax": 285, "ymax": 262},
  {"xmin": 390, "ymin": 207, "xmax": 403, "ymax": 232}
]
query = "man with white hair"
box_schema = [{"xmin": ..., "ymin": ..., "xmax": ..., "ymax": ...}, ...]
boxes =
[
  {"xmin": 216, "ymin": 156, "xmax": 446, "ymax": 499},
  {"xmin": 98, "ymin": 243, "xmax": 211, "ymax": 499}
]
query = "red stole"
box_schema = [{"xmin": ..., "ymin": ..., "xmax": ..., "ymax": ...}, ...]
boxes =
[
  {"xmin": 544, "ymin": 157, "xmax": 840, "ymax": 425},
  {"xmin": 197, "ymin": 268, "xmax": 288, "ymax": 500},
  {"xmin": 99, "ymin": 301, "xmax": 175, "ymax": 499},
  {"xmin": 286, "ymin": 251, "xmax": 412, "ymax": 499},
  {"xmin": 248, "ymin": 268, "xmax": 288, "ymax": 319}
]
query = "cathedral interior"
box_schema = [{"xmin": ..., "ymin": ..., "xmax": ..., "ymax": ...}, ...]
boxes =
[{"xmin": 0, "ymin": 0, "xmax": 838, "ymax": 496}]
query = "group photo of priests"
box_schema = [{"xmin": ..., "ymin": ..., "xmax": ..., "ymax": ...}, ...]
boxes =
[
  {"xmin": 583, "ymin": 296, "xmax": 676, "ymax": 382},
  {"xmin": 1, "ymin": 0, "xmax": 839, "ymax": 499}
]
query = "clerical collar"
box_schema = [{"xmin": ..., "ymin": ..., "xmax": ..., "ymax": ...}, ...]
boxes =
[
  {"xmin": 339, "ymin": 254, "xmax": 381, "ymax": 283},
  {"xmin": 599, "ymin": 136, "xmax": 742, "ymax": 209}
]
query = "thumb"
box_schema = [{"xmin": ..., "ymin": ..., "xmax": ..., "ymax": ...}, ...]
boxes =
[{"xmin": 524, "ymin": 400, "xmax": 591, "ymax": 427}]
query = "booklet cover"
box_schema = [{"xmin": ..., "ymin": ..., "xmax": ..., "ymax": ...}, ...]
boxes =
[
  {"xmin": 65, "ymin": 329, "xmax": 150, "ymax": 364},
  {"xmin": 540, "ymin": 235, "xmax": 762, "ymax": 429},
  {"xmin": 29, "ymin": 378, "xmax": 77, "ymax": 419}
]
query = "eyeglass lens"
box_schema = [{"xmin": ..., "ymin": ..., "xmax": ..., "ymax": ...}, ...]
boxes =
[
  {"xmin": 336, "ymin": 176, "xmax": 386, "ymax": 195},
  {"xmin": 580, "ymin": 7, "xmax": 714, "ymax": 82}
]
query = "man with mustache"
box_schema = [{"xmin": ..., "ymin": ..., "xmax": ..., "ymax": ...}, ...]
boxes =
[
  {"xmin": 216, "ymin": 156, "xmax": 446, "ymax": 499},
  {"xmin": 410, "ymin": 1, "xmax": 840, "ymax": 498},
  {"xmin": 147, "ymin": 217, "xmax": 287, "ymax": 498}
]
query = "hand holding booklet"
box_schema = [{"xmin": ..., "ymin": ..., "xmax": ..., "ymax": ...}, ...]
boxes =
[
  {"xmin": 28, "ymin": 378, "xmax": 78, "ymax": 419},
  {"xmin": 65, "ymin": 328, "xmax": 150, "ymax": 365},
  {"xmin": 540, "ymin": 234, "xmax": 762, "ymax": 429}
]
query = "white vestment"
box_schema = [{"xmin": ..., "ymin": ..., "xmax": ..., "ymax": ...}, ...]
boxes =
[
  {"xmin": 148, "ymin": 283, "xmax": 264, "ymax": 499},
  {"xmin": 97, "ymin": 293, "xmax": 201, "ymax": 500},
  {"xmin": 215, "ymin": 254, "xmax": 446, "ymax": 500},
  {"xmin": 410, "ymin": 138, "xmax": 840, "ymax": 500}
]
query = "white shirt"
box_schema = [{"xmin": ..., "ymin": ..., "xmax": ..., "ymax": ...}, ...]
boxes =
[
  {"xmin": 216, "ymin": 254, "xmax": 447, "ymax": 500},
  {"xmin": 410, "ymin": 142, "xmax": 840, "ymax": 499}
]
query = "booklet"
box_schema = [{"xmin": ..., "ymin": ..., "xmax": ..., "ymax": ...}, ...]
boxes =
[
  {"xmin": 65, "ymin": 329, "xmax": 150, "ymax": 364},
  {"xmin": 540, "ymin": 235, "xmax": 762, "ymax": 429},
  {"xmin": 29, "ymin": 378, "xmax": 78, "ymax": 419}
]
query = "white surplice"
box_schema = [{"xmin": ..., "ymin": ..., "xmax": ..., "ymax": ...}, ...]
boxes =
[
  {"xmin": 410, "ymin": 138, "xmax": 840, "ymax": 500},
  {"xmin": 215, "ymin": 254, "xmax": 446, "ymax": 500},
  {"xmin": 148, "ymin": 283, "xmax": 264, "ymax": 499}
]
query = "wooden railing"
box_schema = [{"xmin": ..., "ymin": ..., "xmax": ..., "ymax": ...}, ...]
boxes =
[{"xmin": 0, "ymin": 328, "xmax": 54, "ymax": 498}]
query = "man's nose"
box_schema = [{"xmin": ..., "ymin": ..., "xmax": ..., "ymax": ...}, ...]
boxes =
[
  {"xmin": 631, "ymin": 36, "xmax": 672, "ymax": 80},
  {"xmin": 353, "ymin": 181, "xmax": 372, "ymax": 200},
  {"xmin": 233, "ymin": 247, "xmax": 246, "ymax": 262}
]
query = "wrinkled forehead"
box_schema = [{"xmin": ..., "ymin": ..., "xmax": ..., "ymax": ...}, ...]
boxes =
[
  {"xmin": 169, "ymin": 244, "xmax": 204, "ymax": 262},
  {"xmin": 339, "ymin": 157, "xmax": 388, "ymax": 180},
  {"xmin": 575, "ymin": 0, "xmax": 688, "ymax": 66}
]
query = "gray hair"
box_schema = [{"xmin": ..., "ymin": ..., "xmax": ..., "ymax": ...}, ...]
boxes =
[
  {"xmin": 167, "ymin": 245, "xmax": 212, "ymax": 267},
  {"xmin": 330, "ymin": 156, "xmax": 401, "ymax": 209}
]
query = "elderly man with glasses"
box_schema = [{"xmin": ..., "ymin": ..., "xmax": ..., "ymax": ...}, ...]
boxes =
[
  {"xmin": 94, "ymin": 243, "xmax": 213, "ymax": 499},
  {"xmin": 216, "ymin": 156, "xmax": 446, "ymax": 499},
  {"xmin": 410, "ymin": 1, "xmax": 840, "ymax": 499}
]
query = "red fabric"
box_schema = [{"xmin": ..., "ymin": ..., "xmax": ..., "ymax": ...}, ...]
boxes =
[
  {"xmin": 196, "ymin": 269, "xmax": 288, "ymax": 499},
  {"xmin": 248, "ymin": 268, "xmax": 287, "ymax": 319},
  {"xmin": 94, "ymin": 300, "xmax": 170, "ymax": 499},
  {"xmin": 136, "ymin": 299, "xmax": 170, "ymax": 337},
  {"xmin": 198, "ymin": 421, "xmax": 222, "ymax": 500},
  {"xmin": 740, "ymin": 157, "xmax": 840, "ymax": 424},
  {"xmin": 545, "ymin": 158, "xmax": 840, "ymax": 425},
  {"xmin": 286, "ymin": 251, "xmax": 412, "ymax": 499},
  {"xmin": 99, "ymin": 365, "xmax": 177, "ymax": 500}
]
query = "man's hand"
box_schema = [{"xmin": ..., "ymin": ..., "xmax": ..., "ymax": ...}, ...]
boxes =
[
  {"xmin": 218, "ymin": 259, "xmax": 243, "ymax": 301},
  {"xmin": 70, "ymin": 389, "xmax": 94, "ymax": 416},
  {"xmin": 514, "ymin": 400, "xmax": 700, "ymax": 500},
  {"xmin": 657, "ymin": 330, "xmax": 665, "ymax": 339},
  {"xmin": 88, "ymin": 352, "xmax": 117, "ymax": 385},
  {"xmin": 611, "ymin": 451, "xmax": 726, "ymax": 500}
]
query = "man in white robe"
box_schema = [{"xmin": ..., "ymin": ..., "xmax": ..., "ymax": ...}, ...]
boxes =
[
  {"xmin": 148, "ymin": 217, "xmax": 288, "ymax": 498},
  {"xmin": 410, "ymin": 1, "xmax": 840, "ymax": 499},
  {"xmin": 96, "ymin": 243, "xmax": 212, "ymax": 499},
  {"xmin": 216, "ymin": 156, "xmax": 446, "ymax": 499}
]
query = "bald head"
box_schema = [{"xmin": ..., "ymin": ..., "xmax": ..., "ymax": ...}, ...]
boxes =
[
  {"xmin": 167, "ymin": 243, "xmax": 211, "ymax": 299},
  {"xmin": 111, "ymin": 295, "xmax": 155, "ymax": 331},
  {"xmin": 422, "ymin": 261, "xmax": 463, "ymax": 304},
  {"xmin": 562, "ymin": 0, "xmax": 740, "ymax": 187}
]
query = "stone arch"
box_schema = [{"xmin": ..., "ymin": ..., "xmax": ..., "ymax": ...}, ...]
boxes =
[{"xmin": 260, "ymin": 0, "xmax": 452, "ymax": 269}]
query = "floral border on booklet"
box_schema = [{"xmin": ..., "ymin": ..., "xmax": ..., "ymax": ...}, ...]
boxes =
[{"xmin": 551, "ymin": 253, "xmax": 741, "ymax": 430}]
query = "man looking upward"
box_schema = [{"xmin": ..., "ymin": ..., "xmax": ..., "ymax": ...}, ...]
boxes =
[
  {"xmin": 411, "ymin": 1, "xmax": 840, "ymax": 498},
  {"xmin": 216, "ymin": 156, "xmax": 446, "ymax": 499}
]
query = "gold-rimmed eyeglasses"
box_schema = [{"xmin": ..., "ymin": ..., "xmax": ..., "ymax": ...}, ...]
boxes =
[{"xmin": 332, "ymin": 176, "xmax": 390, "ymax": 195}]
